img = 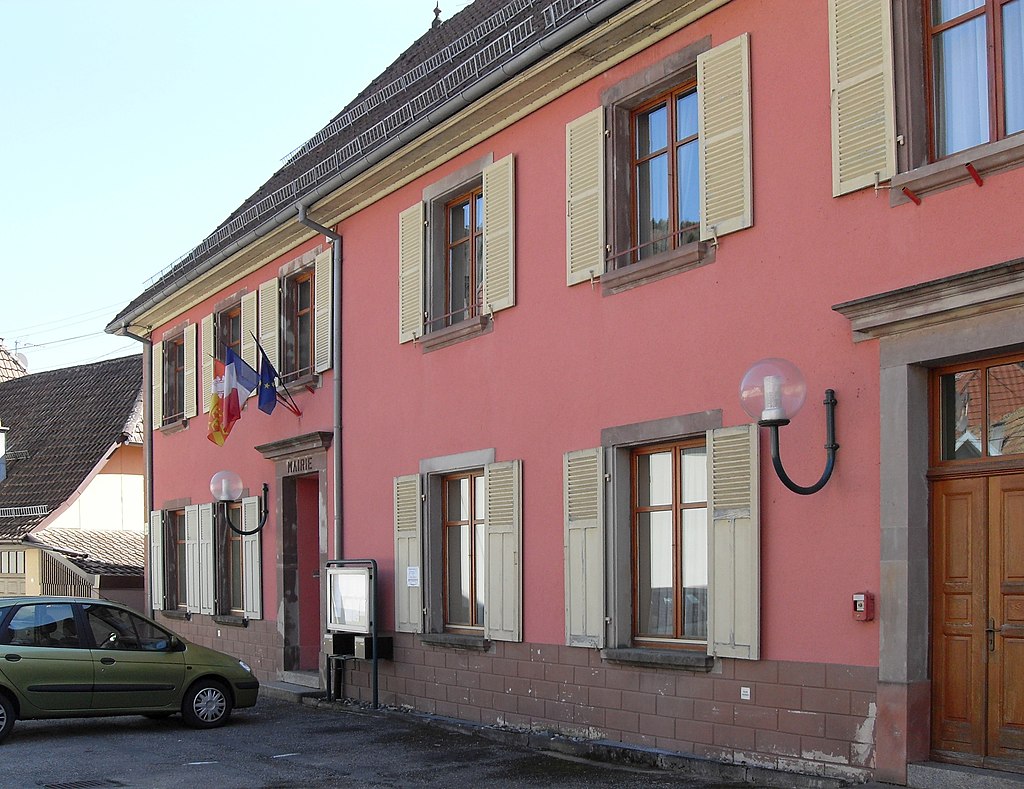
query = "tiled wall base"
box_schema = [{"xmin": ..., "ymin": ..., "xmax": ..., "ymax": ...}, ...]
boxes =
[{"xmin": 155, "ymin": 613, "xmax": 284, "ymax": 678}]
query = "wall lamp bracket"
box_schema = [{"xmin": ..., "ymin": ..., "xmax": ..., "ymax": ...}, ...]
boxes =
[{"xmin": 210, "ymin": 470, "xmax": 270, "ymax": 534}]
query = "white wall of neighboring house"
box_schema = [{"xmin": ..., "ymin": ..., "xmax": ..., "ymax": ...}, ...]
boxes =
[{"xmin": 45, "ymin": 444, "xmax": 144, "ymax": 532}]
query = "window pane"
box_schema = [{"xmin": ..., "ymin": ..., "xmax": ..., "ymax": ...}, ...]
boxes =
[
  {"xmin": 447, "ymin": 478, "xmax": 470, "ymax": 522},
  {"xmin": 636, "ymin": 154, "xmax": 669, "ymax": 259},
  {"xmin": 939, "ymin": 370, "xmax": 983, "ymax": 459},
  {"xmin": 676, "ymin": 91, "xmax": 698, "ymax": 141},
  {"xmin": 474, "ymin": 475, "xmax": 485, "ymax": 522},
  {"xmin": 637, "ymin": 451, "xmax": 673, "ymax": 507},
  {"xmin": 474, "ymin": 522, "xmax": 486, "ymax": 625},
  {"xmin": 448, "ymin": 242, "xmax": 471, "ymax": 321},
  {"xmin": 474, "ymin": 193, "xmax": 483, "ymax": 233},
  {"xmin": 636, "ymin": 103, "xmax": 668, "ymax": 157},
  {"xmin": 680, "ymin": 508, "xmax": 708, "ymax": 639},
  {"xmin": 933, "ymin": 15, "xmax": 990, "ymax": 156},
  {"xmin": 1004, "ymin": 0, "xmax": 1024, "ymax": 136},
  {"xmin": 932, "ymin": 0, "xmax": 984, "ymax": 25},
  {"xmin": 679, "ymin": 446, "xmax": 707, "ymax": 504},
  {"xmin": 676, "ymin": 140, "xmax": 700, "ymax": 244},
  {"xmin": 988, "ymin": 362, "xmax": 1024, "ymax": 456},
  {"xmin": 446, "ymin": 524, "xmax": 471, "ymax": 625},
  {"xmin": 449, "ymin": 200, "xmax": 470, "ymax": 242},
  {"xmin": 636, "ymin": 511, "xmax": 674, "ymax": 635},
  {"xmin": 297, "ymin": 313, "xmax": 311, "ymax": 371}
]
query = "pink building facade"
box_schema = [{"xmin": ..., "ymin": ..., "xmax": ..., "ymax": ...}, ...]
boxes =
[{"xmin": 109, "ymin": 1, "xmax": 1024, "ymax": 785}]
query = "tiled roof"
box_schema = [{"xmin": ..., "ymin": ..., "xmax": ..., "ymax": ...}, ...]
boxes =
[
  {"xmin": 0, "ymin": 355, "xmax": 143, "ymax": 540},
  {"xmin": 27, "ymin": 528, "xmax": 144, "ymax": 577},
  {"xmin": 110, "ymin": 0, "xmax": 608, "ymax": 327},
  {"xmin": 0, "ymin": 343, "xmax": 27, "ymax": 383}
]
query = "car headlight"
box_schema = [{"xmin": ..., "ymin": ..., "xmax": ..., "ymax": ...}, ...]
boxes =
[{"xmin": 238, "ymin": 659, "xmax": 252, "ymax": 674}]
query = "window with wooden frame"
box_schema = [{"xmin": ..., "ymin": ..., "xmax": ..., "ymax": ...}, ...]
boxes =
[
  {"xmin": 933, "ymin": 352, "xmax": 1024, "ymax": 463},
  {"xmin": 224, "ymin": 502, "xmax": 245, "ymax": 615},
  {"xmin": 442, "ymin": 470, "xmax": 486, "ymax": 631},
  {"xmin": 169, "ymin": 509, "xmax": 187, "ymax": 610},
  {"xmin": 443, "ymin": 188, "xmax": 485, "ymax": 328},
  {"xmin": 163, "ymin": 335, "xmax": 186, "ymax": 423},
  {"xmin": 283, "ymin": 269, "xmax": 314, "ymax": 382},
  {"xmin": 926, "ymin": 0, "xmax": 1024, "ymax": 160},
  {"xmin": 218, "ymin": 304, "xmax": 242, "ymax": 360},
  {"xmin": 631, "ymin": 438, "xmax": 708, "ymax": 645}
]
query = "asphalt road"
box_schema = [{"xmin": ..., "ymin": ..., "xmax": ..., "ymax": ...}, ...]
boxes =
[{"xmin": 2, "ymin": 696, "xmax": 772, "ymax": 788}]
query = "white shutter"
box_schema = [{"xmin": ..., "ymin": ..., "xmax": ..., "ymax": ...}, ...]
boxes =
[
  {"xmin": 241, "ymin": 290, "xmax": 258, "ymax": 370},
  {"xmin": 564, "ymin": 449, "xmax": 605, "ymax": 648},
  {"xmin": 707, "ymin": 424, "xmax": 760, "ymax": 659},
  {"xmin": 149, "ymin": 510, "xmax": 164, "ymax": 610},
  {"xmin": 398, "ymin": 203, "xmax": 424, "ymax": 343},
  {"xmin": 314, "ymin": 248, "xmax": 333, "ymax": 373},
  {"xmin": 201, "ymin": 313, "xmax": 214, "ymax": 414},
  {"xmin": 698, "ymin": 33, "xmax": 753, "ymax": 241},
  {"xmin": 482, "ymin": 154, "xmax": 515, "ymax": 313},
  {"xmin": 565, "ymin": 107, "xmax": 605, "ymax": 286},
  {"xmin": 484, "ymin": 460, "xmax": 522, "ymax": 642},
  {"xmin": 829, "ymin": 0, "xmax": 896, "ymax": 196},
  {"xmin": 183, "ymin": 323, "xmax": 197, "ymax": 420},
  {"xmin": 258, "ymin": 279, "xmax": 280, "ymax": 374},
  {"xmin": 184, "ymin": 505, "xmax": 200, "ymax": 614},
  {"xmin": 151, "ymin": 341, "xmax": 163, "ymax": 427},
  {"xmin": 198, "ymin": 503, "xmax": 215, "ymax": 616},
  {"xmin": 394, "ymin": 474, "xmax": 423, "ymax": 634},
  {"xmin": 242, "ymin": 496, "xmax": 263, "ymax": 619}
]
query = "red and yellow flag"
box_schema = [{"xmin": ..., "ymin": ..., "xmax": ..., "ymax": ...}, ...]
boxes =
[{"xmin": 207, "ymin": 359, "xmax": 230, "ymax": 446}]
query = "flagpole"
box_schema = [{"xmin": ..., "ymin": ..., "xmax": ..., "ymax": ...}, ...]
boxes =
[{"xmin": 249, "ymin": 331, "xmax": 302, "ymax": 416}]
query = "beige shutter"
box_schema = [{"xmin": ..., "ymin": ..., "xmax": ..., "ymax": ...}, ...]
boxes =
[
  {"xmin": 151, "ymin": 341, "xmax": 163, "ymax": 427},
  {"xmin": 314, "ymin": 248, "xmax": 333, "ymax": 373},
  {"xmin": 201, "ymin": 313, "xmax": 214, "ymax": 414},
  {"xmin": 398, "ymin": 203, "xmax": 424, "ymax": 343},
  {"xmin": 484, "ymin": 460, "xmax": 522, "ymax": 642},
  {"xmin": 241, "ymin": 290, "xmax": 258, "ymax": 370},
  {"xmin": 565, "ymin": 107, "xmax": 605, "ymax": 286},
  {"xmin": 564, "ymin": 448, "xmax": 605, "ymax": 648},
  {"xmin": 698, "ymin": 33, "xmax": 753, "ymax": 241},
  {"xmin": 198, "ymin": 503, "xmax": 215, "ymax": 616},
  {"xmin": 829, "ymin": 0, "xmax": 896, "ymax": 196},
  {"xmin": 258, "ymin": 279, "xmax": 280, "ymax": 374},
  {"xmin": 707, "ymin": 424, "xmax": 760, "ymax": 659},
  {"xmin": 183, "ymin": 323, "xmax": 197, "ymax": 420},
  {"xmin": 482, "ymin": 154, "xmax": 515, "ymax": 313},
  {"xmin": 184, "ymin": 504, "xmax": 200, "ymax": 614},
  {"xmin": 242, "ymin": 496, "xmax": 263, "ymax": 619},
  {"xmin": 394, "ymin": 474, "xmax": 423, "ymax": 633},
  {"xmin": 149, "ymin": 510, "xmax": 164, "ymax": 610}
]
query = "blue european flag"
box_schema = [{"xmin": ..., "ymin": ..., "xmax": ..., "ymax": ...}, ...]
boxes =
[{"xmin": 258, "ymin": 349, "xmax": 278, "ymax": 415}]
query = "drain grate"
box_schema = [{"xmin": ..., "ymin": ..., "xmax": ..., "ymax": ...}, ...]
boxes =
[{"xmin": 44, "ymin": 780, "xmax": 125, "ymax": 789}]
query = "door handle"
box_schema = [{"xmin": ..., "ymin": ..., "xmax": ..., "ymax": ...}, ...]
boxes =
[
  {"xmin": 100, "ymin": 657, "xmax": 116, "ymax": 665},
  {"xmin": 3, "ymin": 654, "xmax": 20, "ymax": 662},
  {"xmin": 987, "ymin": 619, "xmax": 996, "ymax": 652}
]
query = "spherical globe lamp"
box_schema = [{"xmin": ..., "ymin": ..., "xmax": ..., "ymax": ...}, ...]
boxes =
[
  {"xmin": 739, "ymin": 358, "xmax": 807, "ymax": 424},
  {"xmin": 210, "ymin": 470, "xmax": 244, "ymax": 502}
]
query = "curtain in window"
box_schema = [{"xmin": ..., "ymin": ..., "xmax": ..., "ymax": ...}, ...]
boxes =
[
  {"xmin": 1005, "ymin": 0, "xmax": 1024, "ymax": 135},
  {"xmin": 934, "ymin": 13, "xmax": 989, "ymax": 156}
]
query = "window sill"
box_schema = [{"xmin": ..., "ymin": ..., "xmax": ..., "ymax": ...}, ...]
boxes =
[
  {"xmin": 891, "ymin": 134, "xmax": 1024, "ymax": 206},
  {"xmin": 419, "ymin": 632, "xmax": 491, "ymax": 651},
  {"xmin": 279, "ymin": 372, "xmax": 321, "ymax": 391},
  {"xmin": 601, "ymin": 241, "xmax": 713, "ymax": 296},
  {"xmin": 158, "ymin": 417, "xmax": 188, "ymax": 435},
  {"xmin": 161, "ymin": 609, "xmax": 191, "ymax": 621},
  {"xmin": 419, "ymin": 315, "xmax": 491, "ymax": 353},
  {"xmin": 213, "ymin": 614, "xmax": 249, "ymax": 627},
  {"xmin": 601, "ymin": 647, "xmax": 715, "ymax": 672}
]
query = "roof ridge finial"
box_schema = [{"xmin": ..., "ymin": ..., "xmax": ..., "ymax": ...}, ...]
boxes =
[{"xmin": 432, "ymin": 2, "xmax": 442, "ymax": 28}]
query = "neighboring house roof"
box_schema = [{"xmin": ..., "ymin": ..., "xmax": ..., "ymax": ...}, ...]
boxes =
[
  {"xmin": 0, "ymin": 341, "xmax": 27, "ymax": 383},
  {"xmin": 26, "ymin": 528, "xmax": 144, "ymax": 577},
  {"xmin": 0, "ymin": 354, "xmax": 143, "ymax": 540},
  {"xmin": 109, "ymin": 0, "xmax": 611, "ymax": 329}
]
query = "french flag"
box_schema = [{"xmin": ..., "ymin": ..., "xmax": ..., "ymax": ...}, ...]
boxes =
[{"xmin": 222, "ymin": 348, "xmax": 260, "ymax": 431}]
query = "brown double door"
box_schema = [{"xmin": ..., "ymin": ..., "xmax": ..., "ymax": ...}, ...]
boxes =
[{"xmin": 931, "ymin": 472, "xmax": 1024, "ymax": 767}]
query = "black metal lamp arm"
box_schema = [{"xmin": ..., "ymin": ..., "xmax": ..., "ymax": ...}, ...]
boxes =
[
  {"xmin": 224, "ymin": 483, "xmax": 270, "ymax": 535},
  {"xmin": 762, "ymin": 390, "xmax": 838, "ymax": 496}
]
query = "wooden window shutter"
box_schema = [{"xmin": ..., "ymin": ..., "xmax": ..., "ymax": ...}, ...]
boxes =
[
  {"xmin": 314, "ymin": 248, "xmax": 333, "ymax": 373},
  {"xmin": 482, "ymin": 154, "xmax": 516, "ymax": 313},
  {"xmin": 707, "ymin": 424, "xmax": 760, "ymax": 660},
  {"xmin": 564, "ymin": 448, "xmax": 605, "ymax": 648},
  {"xmin": 258, "ymin": 279, "xmax": 280, "ymax": 374},
  {"xmin": 183, "ymin": 323, "xmax": 198, "ymax": 420},
  {"xmin": 241, "ymin": 290, "xmax": 258, "ymax": 370},
  {"xmin": 698, "ymin": 33, "xmax": 753, "ymax": 242},
  {"xmin": 198, "ymin": 503, "xmax": 215, "ymax": 616},
  {"xmin": 201, "ymin": 314, "xmax": 214, "ymax": 414},
  {"xmin": 184, "ymin": 504, "xmax": 200, "ymax": 614},
  {"xmin": 151, "ymin": 341, "xmax": 163, "ymax": 427},
  {"xmin": 829, "ymin": 0, "xmax": 896, "ymax": 196},
  {"xmin": 565, "ymin": 107, "xmax": 605, "ymax": 286},
  {"xmin": 398, "ymin": 203, "xmax": 424, "ymax": 343},
  {"xmin": 241, "ymin": 496, "xmax": 263, "ymax": 619},
  {"xmin": 484, "ymin": 460, "xmax": 522, "ymax": 642},
  {"xmin": 149, "ymin": 510, "xmax": 165, "ymax": 610},
  {"xmin": 394, "ymin": 474, "xmax": 423, "ymax": 634}
]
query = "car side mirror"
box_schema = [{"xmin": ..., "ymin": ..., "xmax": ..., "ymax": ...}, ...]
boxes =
[{"xmin": 170, "ymin": 637, "xmax": 186, "ymax": 652}]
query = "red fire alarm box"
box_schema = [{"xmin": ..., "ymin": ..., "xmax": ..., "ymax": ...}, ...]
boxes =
[{"xmin": 852, "ymin": 592, "xmax": 875, "ymax": 622}]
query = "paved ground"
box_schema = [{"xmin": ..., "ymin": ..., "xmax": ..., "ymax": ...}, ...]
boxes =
[{"xmin": 3, "ymin": 696, "xmax": 793, "ymax": 788}]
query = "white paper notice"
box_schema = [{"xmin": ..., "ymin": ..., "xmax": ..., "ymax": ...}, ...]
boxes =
[{"xmin": 407, "ymin": 566, "xmax": 420, "ymax": 587}]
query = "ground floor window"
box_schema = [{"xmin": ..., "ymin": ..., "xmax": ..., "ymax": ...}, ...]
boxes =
[{"xmin": 442, "ymin": 470, "xmax": 485, "ymax": 631}]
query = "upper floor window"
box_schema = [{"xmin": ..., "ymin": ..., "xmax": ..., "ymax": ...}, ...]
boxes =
[
  {"xmin": 152, "ymin": 324, "xmax": 196, "ymax": 427},
  {"xmin": 443, "ymin": 188, "xmax": 485, "ymax": 328},
  {"xmin": 283, "ymin": 269, "xmax": 314, "ymax": 382},
  {"xmin": 928, "ymin": 0, "xmax": 1024, "ymax": 158},
  {"xmin": 163, "ymin": 335, "xmax": 186, "ymax": 423},
  {"xmin": 218, "ymin": 304, "xmax": 242, "ymax": 360}
]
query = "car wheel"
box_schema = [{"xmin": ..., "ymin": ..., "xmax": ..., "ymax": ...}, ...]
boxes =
[
  {"xmin": 0, "ymin": 692, "xmax": 16, "ymax": 744},
  {"xmin": 181, "ymin": 679, "xmax": 232, "ymax": 728}
]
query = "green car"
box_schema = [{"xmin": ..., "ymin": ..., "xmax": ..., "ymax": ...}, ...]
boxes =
[{"xmin": 0, "ymin": 596, "xmax": 259, "ymax": 742}]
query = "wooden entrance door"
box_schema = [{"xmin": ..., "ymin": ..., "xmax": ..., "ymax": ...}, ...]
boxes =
[{"xmin": 932, "ymin": 472, "xmax": 1024, "ymax": 766}]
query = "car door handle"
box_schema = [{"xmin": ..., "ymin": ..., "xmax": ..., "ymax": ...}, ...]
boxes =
[
  {"xmin": 4, "ymin": 654, "xmax": 21, "ymax": 662},
  {"xmin": 100, "ymin": 657, "xmax": 116, "ymax": 665}
]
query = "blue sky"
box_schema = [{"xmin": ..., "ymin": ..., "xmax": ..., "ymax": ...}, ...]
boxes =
[{"xmin": 0, "ymin": 1, "xmax": 450, "ymax": 372}]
